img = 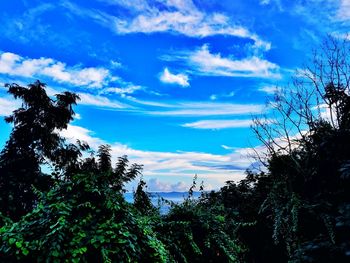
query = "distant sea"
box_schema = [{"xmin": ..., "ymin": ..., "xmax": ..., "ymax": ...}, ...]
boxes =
[{"xmin": 124, "ymin": 192, "xmax": 202, "ymax": 214}]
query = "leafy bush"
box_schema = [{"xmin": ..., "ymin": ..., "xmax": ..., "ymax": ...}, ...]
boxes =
[{"xmin": 0, "ymin": 171, "xmax": 169, "ymax": 262}]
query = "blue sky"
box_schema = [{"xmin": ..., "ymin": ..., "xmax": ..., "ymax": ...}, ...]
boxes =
[{"xmin": 0, "ymin": 0, "xmax": 349, "ymax": 191}]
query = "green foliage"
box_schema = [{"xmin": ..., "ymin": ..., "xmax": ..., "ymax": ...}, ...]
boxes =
[
  {"xmin": 0, "ymin": 170, "xmax": 169, "ymax": 262},
  {"xmin": 156, "ymin": 180, "xmax": 244, "ymax": 263}
]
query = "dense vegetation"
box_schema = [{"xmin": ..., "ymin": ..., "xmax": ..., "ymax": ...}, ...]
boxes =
[{"xmin": 0, "ymin": 37, "xmax": 350, "ymax": 262}]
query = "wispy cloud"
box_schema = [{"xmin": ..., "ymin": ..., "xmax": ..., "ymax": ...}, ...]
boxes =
[
  {"xmin": 101, "ymin": 85, "xmax": 143, "ymax": 96},
  {"xmin": 146, "ymin": 101, "xmax": 264, "ymax": 116},
  {"xmin": 162, "ymin": 44, "xmax": 280, "ymax": 78},
  {"xmin": 258, "ymin": 85, "xmax": 279, "ymax": 94},
  {"xmin": 114, "ymin": 95, "xmax": 266, "ymax": 117},
  {"xmin": 188, "ymin": 45, "xmax": 279, "ymax": 78},
  {"xmin": 182, "ymin": 119, "xmax": 253, "ymax": 129},
  {"xmin": 0, "ymin": 3, "xmax": 55, "ymax": 44},
  {"xmin": 63, "ymin": 0, "xmax": 270, "ymax": 51},
  {"xmin": 221, "ymin": 145, "xmax": 237, "ymax": 150},
  {"xmin": 255, "ymin": 0, "xmax": 350, "ymax": 49},
  {"xmin": 159, "ymin": 67, "xmax": 189, "ymax": 87},
  {"xmin": 0, "ymin": 52, "xmax": 111, "ymax": 88},
  {"xmin": 210, "ymin": 91, "xmax": 235, "ymax": 100},
  {"xmin": 110, "ymin": 60, "xmax": 122, "ymax": 68},
  {"xmin": 276, "ymin": 0, "xmax": 349, "ymax": 36},
  {"xmin": 77, "ymin": 92, "xmax": 131, "ymax": 109},
  {"xmin": 258, "ymin": 0, "xmax": 283, "ymax": 10}
]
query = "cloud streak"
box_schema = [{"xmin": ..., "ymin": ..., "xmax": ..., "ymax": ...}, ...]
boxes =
[
  {"xmin": 146, "ymin": 101, "xmax": 264, "ymax": 116},
  {"xmin": 182, "ymin": 119, "xmax": 253, "ymax": 129},
  {"xmin": 101, "ymin": 85, "xmax": 143, "ymax": 96},
  {"xmin": 77, "ymin": 92, "xmax": 131, "ymax": 109}
]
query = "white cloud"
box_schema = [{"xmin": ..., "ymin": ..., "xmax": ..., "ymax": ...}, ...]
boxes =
[
  {"xmin": 60, "ymin": 124, "xmax": 104, "ymax": 149},
  {"xmin": 162, "ymin": 45, "xmax": 280, "ymax": 78},
  {"xmin": 0, "ymin": 52, "xmax": 111, "ymax": 88},
  {"xmin": 182, "ymin": 119, "xmax": 253, "ymax": 129},
  {"xmin": 337, "ymin": 0, "xmax": 350, "ymax": 20},
  {"xmin": 64, "ymin": 0, "xmax": 271, "ymax": 51},
  {"xmin": 59, "ymin": 124, "xmax": 252, "ymax": 190},
  {"xmin": 0, "ymin": 96, "xmax": 20, "ymax": 116},
  {"xmin": 189, "ymin": 45, "xmax": 279, "ymax": 78},
  {"xmin": 159, "ymin": 67, "xmax": 189, "ymax": 87},
  {"xmin": 146, "ymin": 178, "xmax": 189, "ymax": 192}
]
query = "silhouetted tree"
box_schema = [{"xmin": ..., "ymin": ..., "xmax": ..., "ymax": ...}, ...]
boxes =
[
  {"xmin": 113, "ymin": 155, "xmax": 142, "ymax": 192},
  {"xmin": 134, "ymin": 179, "xmax": 155, "ymax": 216},
  {"xmin": 97, "ymin": 144, "xmax": 112, "ymax": 173},
  {"xmin": 250, "ymin": 36, "xmax": 350, "ymax": 262},
  {"xmin": 0, "ymin": 80, "xmax": 79, "ymax": 219}
]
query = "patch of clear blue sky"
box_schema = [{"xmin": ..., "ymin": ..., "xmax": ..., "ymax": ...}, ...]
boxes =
[{"xmin": 0, "ymin": 0, "xmax": 348, "ymax": 191}]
